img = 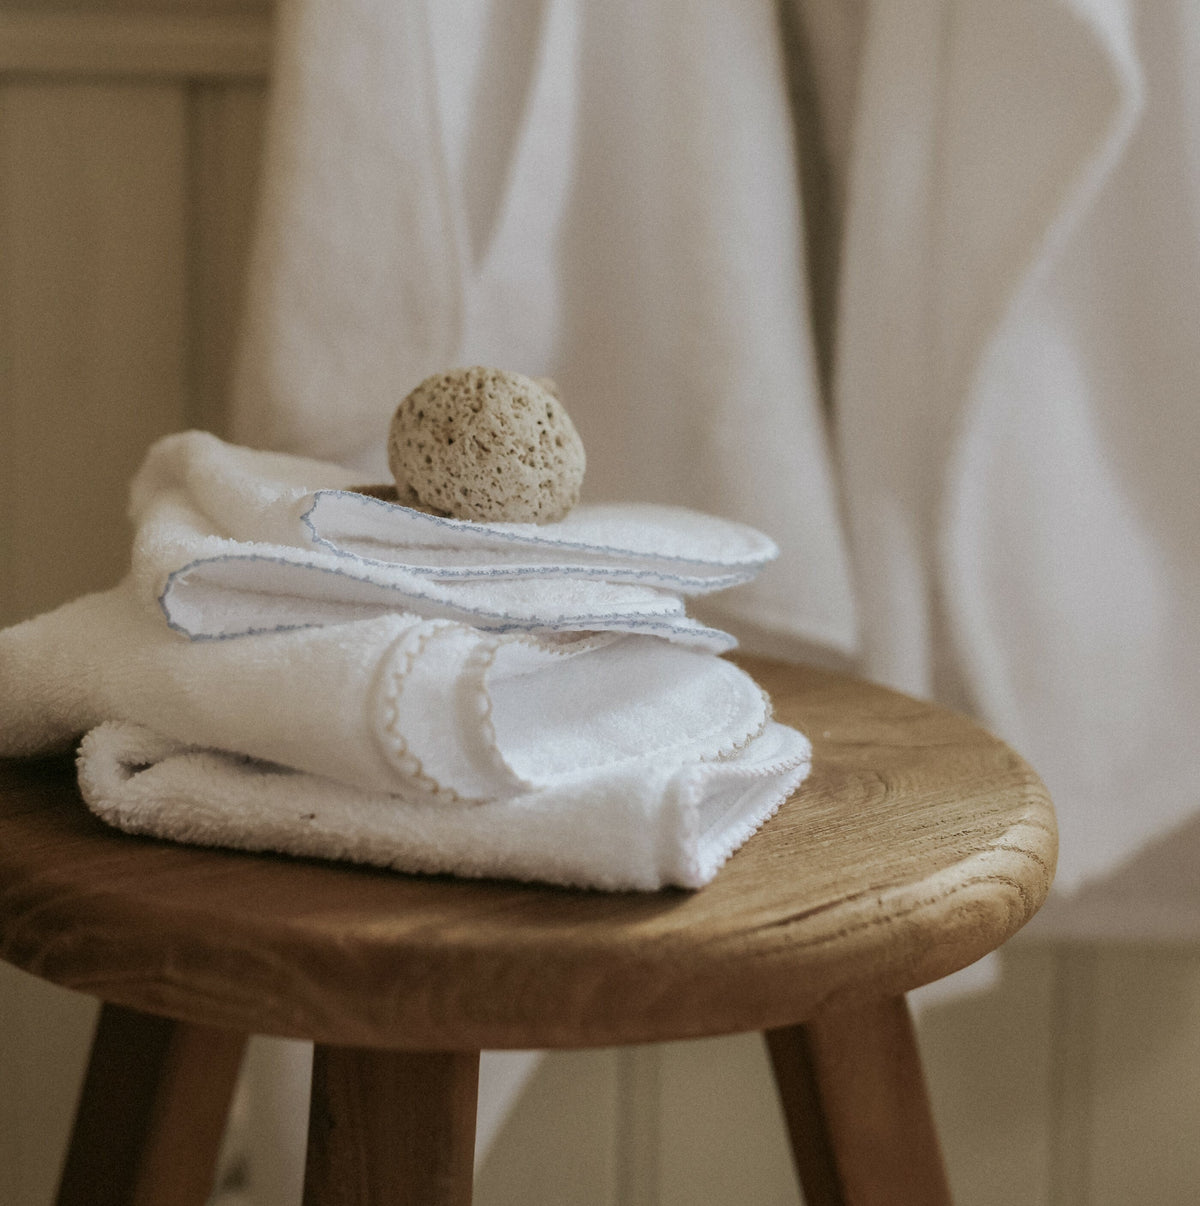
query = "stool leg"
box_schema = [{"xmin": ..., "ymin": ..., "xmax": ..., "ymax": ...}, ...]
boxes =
[
  {"xmin": 765, "ymin": 994, "xmax": 952, "ymax": 1206},
  {"xmin": 303, "ymin": 1045, "xmax": 479, "ymax": 1206},
  {"xmin": 56, "ymin": 1002, "xmax": 247, "ymax": 1206}
]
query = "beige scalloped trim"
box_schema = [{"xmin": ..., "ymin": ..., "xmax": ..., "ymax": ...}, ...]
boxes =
[
  {"xmin": 375, "ymin": 622, "xmax": 471, "ymax": 805},
  {"xmin": 460, "ymin": 636, "xmax": 531, "ymax": 791},
  {"xmin": 375, "ymin": 622, "xmax": 530, "ymax": 804},
  {"xmin": 701, "ymin": 685, "xmax": 774, "ymax": 763}
]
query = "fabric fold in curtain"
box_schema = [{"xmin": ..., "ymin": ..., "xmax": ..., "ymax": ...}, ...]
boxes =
[
  {"xmin": 233, "ymin": 0, "xmax": 859, "ymax": 660},
  {"xmin": 230, "ymin": 0, "xmax": 857, "ymax": 1174},
  {"xmin": 229, "ymin": 0, "xmax": 1200, "ymax": 1179},
  {"xmin": 835, "ymin": 0, "xmax": 1200, "ymax": 897}
]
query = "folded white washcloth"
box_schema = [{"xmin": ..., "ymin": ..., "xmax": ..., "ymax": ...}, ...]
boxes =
[
  {"xmin": 135, "ymin": 432, "xmax": 778, "ymax": 628},
  {"xmin": 139, "ymin": 487, "xmax": 729, "ymax": 648},
  {"xmin": 78, "ymin": 718, "xmax": 810, "ymax": 892}
]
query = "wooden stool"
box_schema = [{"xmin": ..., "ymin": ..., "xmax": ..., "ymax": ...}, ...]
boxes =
[{"xmin": 0, "ymin": 657, "xmax": 1056, "ymax": 1205}]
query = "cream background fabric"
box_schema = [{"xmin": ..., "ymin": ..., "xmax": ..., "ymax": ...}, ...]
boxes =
[
  {"xmin": 226, "ymin": 0, "xmax": 1200, "ymax": 1170},
  {"xmin": 233, "ymin": 0, "xmax": 859, "ymax": 659},
  {"xmin": 834, "ymin": 0, "xmax": 1200, "ymax": 903}
]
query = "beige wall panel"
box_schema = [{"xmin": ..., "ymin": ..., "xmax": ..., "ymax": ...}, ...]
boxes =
[
  {"xmin": 474, "ymin": 1049, "xmax": 621, "ymax": 1206},
  {"xmin": 614, "ymin": 1045, "xmax": 663, "ymax": 1206},
  {"xmin": 188, "ymin": 78, "xmax": 267, "ymax": 436},
  {"xmin": 1089, "ymin": 948, "xmax": 1200, "ymax": 1206},
  {"xmin": 656, "ymin": 1033, "xmax": 802, "ymax": 1206},
  {"xmin": 0, "ymin": 10, "xmax": 270, "ymax": 78},
  {"xmin": 1046, "ymin": 945, "xmax": 1096, "ymax": 1206},
  {"xmin": 0, "ymin": 79, "xmax": 189, "ymax": 624},
  {"xmin": 916, "ymin": 947, "xmax": 1057, "ymax": 1206},
  {"xmin": 0, "ymin": 966, "xmax": 97, "ymax": 1206}
]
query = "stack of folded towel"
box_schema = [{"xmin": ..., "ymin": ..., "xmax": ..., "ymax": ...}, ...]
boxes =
[{"xmin": 0, "ymin": 431, "xmax": 812, "ymax": 890}]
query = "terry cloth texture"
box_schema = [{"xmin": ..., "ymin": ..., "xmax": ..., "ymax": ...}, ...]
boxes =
[{"xmin": 0, "ymin": 432, "xmax": 811, "ymax": 890}]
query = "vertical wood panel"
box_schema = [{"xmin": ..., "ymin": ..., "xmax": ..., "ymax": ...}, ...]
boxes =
[
  {"xmin": 1048, "ymin": 945, "xmax": 1097, "ymax": 1206},
  {"xmin": 615, "ymin": 1045, "xmax": 663, "ymax": 1206},
  {"xmin": 188, "ymin": 77, "xmax": 267, "ymax": 437},
  {"xmin": 0, "ymin": 965, "xmax": 98, "ymax": 1206},
  {"xmin": 0, "ymin": 15, "xmax": 264, "ymax": 1206},
  {"xmin": 474, "ymin": 1049, "xmax": 621, "ymax": 1206},
  {"xmin": 0, "ymin": 74, "xmax": 192, "ymax": 1206},
  {"xmin": 0, "ymin": 78, "xmax": 189, "ymax": 625},
  {"xmin": 1089, "ymin": 948, "xmax": 1200, "ymax": 1206},
  {"xmin": 917, "ymin": 946, "xmax": 1058, "ymax": 1206},
  {"xmin": 658, "ymin": 1033, "xmax": 802, "ymax": 1206},
  {"xmin": 243, "ymin": 1036, "xmax": 311, "ymax": 1206}
]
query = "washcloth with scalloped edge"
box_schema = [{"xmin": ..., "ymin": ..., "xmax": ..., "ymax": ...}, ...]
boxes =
[
  {"xmin": 0, "ymin": 583, "xmax": 773, "ymax": 802},
  {"xmin": 77, "ymin": 716, "xmax": 811, "ymax": 891},
  {"xmin": 133, "ymin": 430, "xmax": 780, "ymax": 593}
]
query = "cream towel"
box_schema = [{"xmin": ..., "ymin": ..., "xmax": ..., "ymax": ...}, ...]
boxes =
[
  {"xmin": 78, "ymin": 717, "xmax": 809, "ymax": 892},
  {"xmin": 0, "ymin": 586, "xmax": 809, "ymax": 890}
]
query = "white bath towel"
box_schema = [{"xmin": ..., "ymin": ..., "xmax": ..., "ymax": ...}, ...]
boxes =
[
  {"xmin": 138, "ymin": 431, "xmax": 779, "ymax": 590},
  {"xmin": 77, "ymin": 717, "xmax": 810, "ymax": 892},
  {"xmin": 0, "ymin": 582, "xmax": 775, "ymax": 795}
]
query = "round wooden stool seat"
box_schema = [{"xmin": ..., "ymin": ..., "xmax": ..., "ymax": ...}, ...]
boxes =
[{"xmin": 0, "ymin": 657, "xmax": 1056, "ymax": 1205}]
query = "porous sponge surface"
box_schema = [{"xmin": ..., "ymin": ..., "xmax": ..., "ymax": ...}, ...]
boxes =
[{"xmin": 388, "ymin": 367, "xmax": 586, "ymax": 524}]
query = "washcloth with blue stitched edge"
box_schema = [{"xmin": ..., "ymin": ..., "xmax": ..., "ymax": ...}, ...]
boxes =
[{"xmin": 133, "ymin": 430, "xmax": 777, "ymax": 647}]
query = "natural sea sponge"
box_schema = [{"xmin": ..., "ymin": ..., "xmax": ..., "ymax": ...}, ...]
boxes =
[{"xmin": 388, "ymin": 367, "xmax": 586, "ymax": 524}]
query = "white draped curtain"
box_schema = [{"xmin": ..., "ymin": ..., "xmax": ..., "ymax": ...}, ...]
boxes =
[{"xmin": 236, "ymin": 0, "xmax": 1200, "ymax": 905}]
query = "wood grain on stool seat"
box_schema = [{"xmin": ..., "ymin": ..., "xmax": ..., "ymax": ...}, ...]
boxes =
[
  {"xmin": 0, "ymin": 657, "xmax": 1056, "ymax": 1053},
  {"xmin": 0, "ymin": 657, "xmax": 1057, "ymax": 1205}
]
